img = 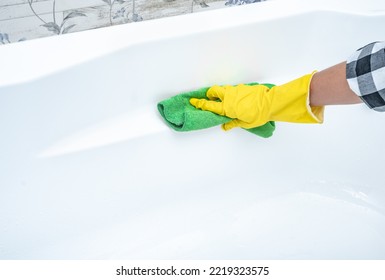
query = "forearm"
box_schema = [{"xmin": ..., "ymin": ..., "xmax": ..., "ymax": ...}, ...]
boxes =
[{"xmin": 309, "ymin": 62, "xmax": 362, "ymax": 106}]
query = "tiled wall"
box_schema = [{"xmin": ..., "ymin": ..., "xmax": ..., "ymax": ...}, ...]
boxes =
[{"xmin": 0, "ymin": 0, "xmax": 266, "ymax": 44}]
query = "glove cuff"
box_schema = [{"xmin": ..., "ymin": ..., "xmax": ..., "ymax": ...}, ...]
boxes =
[
  {"xmin": 269, "ymin": 71, "xmax": 325, "ymax": 124},
  {"xmin": 306, "ymin": 71, "xmax": 324, "ymax": 123}
]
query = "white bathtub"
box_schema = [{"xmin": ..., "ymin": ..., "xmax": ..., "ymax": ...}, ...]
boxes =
[{"xmin": 1, "ymin": 0, "xmax": 385, "ymax": 259}]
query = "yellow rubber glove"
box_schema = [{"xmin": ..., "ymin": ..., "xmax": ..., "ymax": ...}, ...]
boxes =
[{"xmin": 190, "ymin": 72, "xmax": 324, "ymax": 130}]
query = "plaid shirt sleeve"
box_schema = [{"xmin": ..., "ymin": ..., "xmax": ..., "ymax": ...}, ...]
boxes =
[{"xmin": 346, "ymin": 41, "xmax": 385, "ymax": 112}]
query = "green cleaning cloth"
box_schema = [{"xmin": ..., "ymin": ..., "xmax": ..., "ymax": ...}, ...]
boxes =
[{"xmin": 157, "ymin": 83, "xmax": 276, "ymax": 138}]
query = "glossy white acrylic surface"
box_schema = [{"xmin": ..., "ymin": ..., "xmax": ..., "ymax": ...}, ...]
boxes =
[{"xmin": 1, "ymin": 0, "xmax": 385, "ymax": 259}]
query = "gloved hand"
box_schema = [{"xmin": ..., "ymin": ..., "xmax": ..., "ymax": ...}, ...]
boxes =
[{"xmin": 190, "ymin": 72, "xmax": 324, "ymax": 131}]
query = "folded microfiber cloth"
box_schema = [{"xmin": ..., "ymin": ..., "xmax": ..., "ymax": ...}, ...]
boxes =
[{"xmin": 157, "ymin": 83, "xmax": 276, "ymax": 138}]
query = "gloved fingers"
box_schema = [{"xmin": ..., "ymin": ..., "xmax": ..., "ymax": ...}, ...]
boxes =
[
  {"xmin": 222, "ymin": 119, "xmax": 268, "ymax": 131},
  {"xmin": 221, "ymin": 119, "xmax": 244, "ymax": 131},
  {"xmin": 206, "ymin": 85, "xmax": 227, "ymax": 100},
  {"xmin": 190, "ymin": 98, "xmax": 224, "ymax": 115}
]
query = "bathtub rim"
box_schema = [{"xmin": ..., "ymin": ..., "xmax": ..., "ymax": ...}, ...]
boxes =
[{"xmin": 1, "ymin": 0, "xmax": 385, "ymax": 88}]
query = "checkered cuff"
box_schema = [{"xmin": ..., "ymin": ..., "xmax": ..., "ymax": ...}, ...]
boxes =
[{"xmin": 346, "ymin": 41, "xmax": 385, "ymax": 112}]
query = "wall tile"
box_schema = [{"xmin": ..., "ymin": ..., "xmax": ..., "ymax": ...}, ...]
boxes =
[{"xmin": 0, "ymin": 0, "xmax": 266, "ymax": 44}]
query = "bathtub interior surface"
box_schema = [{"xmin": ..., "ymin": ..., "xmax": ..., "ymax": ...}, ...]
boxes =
[{"xmin": 1, "ymin": 4, "xmax": 385, "ymax": 259}]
